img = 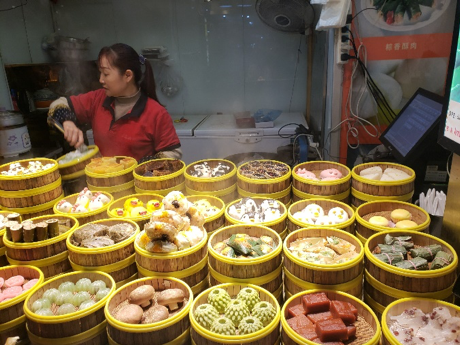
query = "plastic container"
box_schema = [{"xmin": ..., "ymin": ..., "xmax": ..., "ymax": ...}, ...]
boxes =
[
  {"xmin": 105, "ymin": 276, "xmax": 192, "ymax": 345},
  {"xmin": 291, "ymin": 161, "xmax": 351, "ymax": 203}
]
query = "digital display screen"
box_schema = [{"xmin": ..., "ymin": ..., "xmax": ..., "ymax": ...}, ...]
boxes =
[
  {"xmin": 382, "ymin": 94, "xmax": 443, "ymax": 158},
  {"xmin": 443, "ymin": 36, "xmax": 460, "ymax": 144}
]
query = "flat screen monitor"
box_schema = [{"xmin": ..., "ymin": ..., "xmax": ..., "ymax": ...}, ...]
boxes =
[
  {"xmin": 438, "ymin": 0, "xmax": 460, "ymax": 154},
  {"xmin": 380, "ymin": 88, "xmax": 444, "ymax": 164}
]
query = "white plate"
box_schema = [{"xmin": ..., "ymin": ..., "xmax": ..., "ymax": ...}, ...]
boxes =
[{"xmin": 361, "ymin": 0, "xmax": 450, "ymax": 32}]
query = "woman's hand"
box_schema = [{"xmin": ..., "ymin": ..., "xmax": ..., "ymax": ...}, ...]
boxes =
[{"xmin": 63, "ymin": 121, "xmax": 84, "ymax": 148}]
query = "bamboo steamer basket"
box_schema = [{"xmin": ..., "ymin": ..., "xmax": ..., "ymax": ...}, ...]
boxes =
[
  {"xmin": 135, "ymin": 182, "xmax": 186, "ymax": 197},
  {"xmin": 0, "ymin": 176, "xmax": 62, "ymax": 208},
  {"xmin": 85, "ymin": 156, "xmax": 137, "ymax": 187},
  {"xmin": 284, "ymin": 227, "xmax": 364, "ymax": 285},
  {"xmin": 237, "ymin": 159, "xmax": 291, "ymax": 193},
  {"xmin": 4, "ymin": 214, "xmax": 78, "ymax": 261},
  {"xmin": 185, "ymin": 159, "xmax": 237, "ymax": 189},
  {"xmin": 7, "ymin": 250, "xmax": 71, "ymax": 279},
  {"xmin": 284, "ymin": 266, "xmax": 363, "ymax": 299},
  {"xmin": 137, "ymin": 254, "xmax": 209, "ymax": 293},
  {"xmin": 7, "ymin": 192, "xmax": 64, "ymax": 220},
  {"xmin": 57, "ymin": 145, "xmax": 101, "ymax": 181},
  {"xmin": 108, "ymin": 329, "xmax": 190, "ymax": 345},
  {"xmin": 351, "ymin": 162, "xmax": 415, "ymax": 208},
  {"xmin": 365, "ymin": 230, "xmax": 458, "ymax": 294},
  {"xmin": 88, "ymin": 179, "xmax": 136, "ymax": 200},
  {"xmin": 135, "ymin": 226, "xmax": 207, "ymax": 271},
  {"xmin": 238, "ymin": 184, "xmax": 292, "ymax": 205},
  {"xmin": 209, "ymin": 259, "xmax": 283, "ymax": 302},
  {"xmin": 105, "ymin": 276, "xmax": 192, "ymax": 345},
  {"xmin": 287, "ymin": 199, "xmax": 355, "ymax": 234},
  {"xmin": 133, "ymin": 158, "xmax": 186, "ymax": 192},
  {"xmin": 187, "ymin": 195, "xmax": 226, "ymax": 234},
  {"xmin": 363, "ymin": 289, "xmax": 385, "ymax": 321},
  {"xmin": 382, "ymin": 298, "xmax": 460, "ymax": 345},
  {"xmin": 24, "ymin": 271, "xmax": 115, "ymax": 338},
  {"xmin": 187, "ymin": 185, "xmax": 238, "ymax": 205},
  {"xmin": 291, "ymin": 161, "xmax": 351, "ymax": 203},
  {"xmin": 0, "ymin": 265, "xmax": 44, "ymax": 325},
  {"xmin": 106, "ymin": 193, "xmax": 164, "ymax": 228},
  {"xmin": 0, "ymin": 315, "xmax": 27, "ymax": 345},
  {"xmin": 364, "ymin": 269, "xmax": 454, "ymax": 315},
  {"xmin": 281, "ymin": 289, "xmax": 381, "ymax": 345},
  {"xmin": 67, "ymin": 219, "xmax": 140, "ymax": 266},
  {"xmin": 0, "ymin": 158, "xmax": 59, "ymax": 191},
  {"xmin": 225, "ymin": 197, "xmax": 288, "ymax": 234},
  {"xmin": 0, "ymin": 249, "xmax": 7, "ymax": 266},
  {"xmin": 208, "ymin": 224, "xmax": 282, "ymax": 294},
  {"xmin": 356, "ymin": 200, "xmax": 430, "ymax": 243},
  {"xmin": 190, "ymin": 283, "xmax": 281, "ymax": 345},
  {"xmin": 53, "ymin": 191, "xmax": 113, "ymax": 225},
  {"xmin": 27, "ymin": 320, "xmax": 108, "ymax": 345},
  {"xmin": 0, "ymin": 210, "xmax": 17, "ymax": 247}
]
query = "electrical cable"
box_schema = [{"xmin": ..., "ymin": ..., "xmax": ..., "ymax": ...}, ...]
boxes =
[
  {"xmin": 0, "ymin": 0, "xmax": 27, "ymax": 12},
  {"xmin": 351, "ymin": 7, "xmax": 378, "ymax": 22},
  {"xmin": 277, "ymin": 123, "xmax": 302, "ymax": 138}
]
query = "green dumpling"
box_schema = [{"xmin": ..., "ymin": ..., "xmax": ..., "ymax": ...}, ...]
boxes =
[
  {"xmin": 236, "ymin": 287, "xmax": 260, "ymax": 312},
  {"xmin": 224, "ymin": 299, "xmax": 250, "ymax": 327},
  {"xmin": 207, "ymin": 288, "xmax": 231, "ymax": 313},
  {"xmin": 252, "ymin": 301, "xmax": 276, "ymax": 326},
  {"xmin": 210, "ymin": 316, "xmax": 236, "ymax": 335},
  {"xmin": 238, "ymin": 316, "xmax": 264, "ymax": 335},
  {"xmin": 194, "ymin": 304, "xmax": 219, "ymax": 330}
]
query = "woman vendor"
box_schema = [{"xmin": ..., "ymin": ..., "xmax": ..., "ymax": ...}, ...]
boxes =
[{"xmin": 48, "ymin": 43, "xmax": 181, "ymax": 163}]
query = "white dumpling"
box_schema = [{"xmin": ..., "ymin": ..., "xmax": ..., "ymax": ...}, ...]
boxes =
[
  {"xmin": 328, "ymin": 207, "xmax": 349, "ymax": 224},
  {"xmin": 303, "ymin": 204, "xmax": 324, "ymax": 222}
]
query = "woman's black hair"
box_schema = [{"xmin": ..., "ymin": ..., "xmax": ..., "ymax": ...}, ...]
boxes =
[{"xmin": 98, "ymin": 43, "xmax": 161, "ymax": 103}]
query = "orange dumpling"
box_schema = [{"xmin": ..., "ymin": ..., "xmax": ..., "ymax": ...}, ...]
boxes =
[{"xmin": 120, "ymin": 158, "xmax": 136, "ymax": 169}]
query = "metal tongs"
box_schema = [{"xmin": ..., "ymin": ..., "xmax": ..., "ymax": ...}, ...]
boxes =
[{"xmin": 48, "ymin": 117, "xmax": 88, "ymax": 153}]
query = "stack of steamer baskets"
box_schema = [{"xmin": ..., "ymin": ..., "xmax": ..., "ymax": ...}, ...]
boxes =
[
  {"xmin": 291, "ymin": 161, "xmax": 351, "ymax": 203},
  {"xmin": 23, "ymin": 271, "xmax": 115, "ymax": 345},
  {"xmin": 135, "ymin": 192, "xmax": 210, "ymax": 296},
  {"xmin": 187, "ymin": 195, "xmax": 226, "ymax": 237},
  {"xmin": 0, "ymin": 265, "xmax": 44, "ymax": 344},
  {"xmin": 85, "ymin": 156, "xmax": 137, "ymax": 200},
  {"xmin": 351, "ymin": 162, "xmax": 415, "ymax": 210},
  {"xmin": 208, "ymin": 224, "xmax": 284, "ymax": 305},
  {"xmin": 105, "ymin": 276, "xmax": 193, "ymax": 345},
  {"xmin": 225, "ymin": 196, "xmax": 288, "ymax": 240},
  {"xmin": 237, "ymin": 159, "xmax": 292, "ymax": 206},
  {"xmin": 4, "ymin": 215, "xmax": 78, "ymax": 278},
  {"xmin": 184, "ymin": 159, "xmax": 238, "ymax": 204},
  {"xmin": 133, "ymin": 158, "xmax": 186, "ymax": 196},
  {"xmin": 0, "ymin": 211, "xmax": 15, "ymax": 266},
  {"xmin": 66, "ymin": 219, "xmax": 140, "ymax": 289},
  {"xmin": 355, "ymin": 200, "xmax": 430, "ymax": 244},
  {"xmin": 0, "ymin": 158, "xmax": 63, "ymax": 220},
  {"xmin": 283, "ymin": 227, "xmax": 364, "ymax": 299},
  {"xmin": 364, "ymin": 229, "xmax": 458, "ymax": 320},
  {"xmin": 56, "ymin": 145, "xmax": 100, "ymax": 195}
]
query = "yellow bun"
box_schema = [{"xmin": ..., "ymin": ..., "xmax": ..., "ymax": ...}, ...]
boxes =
[
  {"xmin": 390, "ymin": 208, "xmax": 412, "ymax": 222},
  {"xmin": 395, "ymin": 220, "xmax": 418, "ymax": 229},
  {"xmin": 369, "ymin": 216, "xmax": 389, "ymax": 227}
]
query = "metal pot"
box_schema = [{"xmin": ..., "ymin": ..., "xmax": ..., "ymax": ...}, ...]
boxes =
[{"xmin": 42, "ymin": 34, "xmax": 90, "ymax": 62}]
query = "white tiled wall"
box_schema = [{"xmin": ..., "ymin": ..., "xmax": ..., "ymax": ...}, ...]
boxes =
[{"xmin": 0, "ymin": 0, "xmax": 325, "ymax": 119}]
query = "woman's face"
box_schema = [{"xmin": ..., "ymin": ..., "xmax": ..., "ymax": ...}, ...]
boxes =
[{"xmin": 98, "ymin": 55, "xmax": 133, "ymax": 97}]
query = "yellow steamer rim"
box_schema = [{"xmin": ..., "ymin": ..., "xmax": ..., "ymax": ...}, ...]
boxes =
[
  {"xmin": 292, "ymin": 161, "xmax": 351, "ymax": 186},
  {"xmin": 24, "ymin": 271, "xmax": 115, "ymax": 337},
  {"xmin": 56, "ymin": 145, "xmax": 100, "ymax": 179},
  {"xmin": 105, "ymin": 276, "xmax": 192, "ymax": 341},
  {"xmin": 66, "ymin": 219, "xmax": 140, "ymax": 264},
  {"xmin": 281, "ymin": 289, "xmax": 381, "ymax": 345},
  {"xmin": 225, "ymin": 197, "xmax": 288, "ymax": 234},
  {"xmin": 186, "ymin": 195, "xmax": 225, "ymax": 233},
  {"xmin": 356, "ymin": 200, "xmax": 430, "ymax": 239},
  {"xmin": 352, "ymin": 162, "xmax": 416, "ymax": 186},
  {"xmin": 3, "ymin": 215, "xmax": 78, "ymax": 260},
  {"xmin": 189, "ymin": 283, "xmax": 281, "ymax": 344},
  {"xmin": 133, "ymin": 158, "xmax": 185, "ymax": 188},
  {"xmin": 0, "ymin": 158, "xmax": 58, "ymax": 182},
  {"xmin": 208, "ymin": 224, "xmax": 283, "ymax": 270},
  {"xmin": 184, "ymin": 159, "xmax": 237, "ymax": 185},
  {"xmin": 106, "ymin": 193, "xmax": 164, "ymax": 224},
  {"xmin": 88, "ymin": 179, "xmax": 135, "ymax": 194},
  {"xmin": 287, "ymin": 199, "xmax": 355, "ymax": 233},
  {"xmin": 237, "ymin": 159, "xmax": 292, "ymax": 184},
  {"xmin": 7, "ymin": 194, "xmax": 64, "ymax": 219},
  {"xmin": 283, "ymin": 227, "xmax": 365, "ymax": 274},
  {"xmin": 382, "ymin": 297, "xmax": 460, "ymax": 345},
  {"xmin": 53, "ymin": 191, "xmax": 114, "ymax": 218},
  {"xmin": 85, "ymin": 155, "xmax": 138, "ymax": 179},
  {"xmin": 0, "ymin": 265, "xmax": 44, "ymax": 319},
  {"xmin": 365, "ymin": 230, "xmax": 458, "ymax": 280}
]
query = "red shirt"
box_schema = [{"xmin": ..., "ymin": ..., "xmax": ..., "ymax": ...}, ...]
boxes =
[{"xmin": 68, "ymin": 89, "xmax": 180, "ymax": 161}]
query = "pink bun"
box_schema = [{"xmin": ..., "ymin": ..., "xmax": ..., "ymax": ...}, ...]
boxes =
[
  {"xmin": 319, "ymin": 168, "xmax": 343, "ymax": 179},
  {"xmin": 296, "ymin": 168, "xmax": 317, "ymax": 179},
  {"xmin": 321, "ymin": 176, "xmax": 339, "ymax": 181}
]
